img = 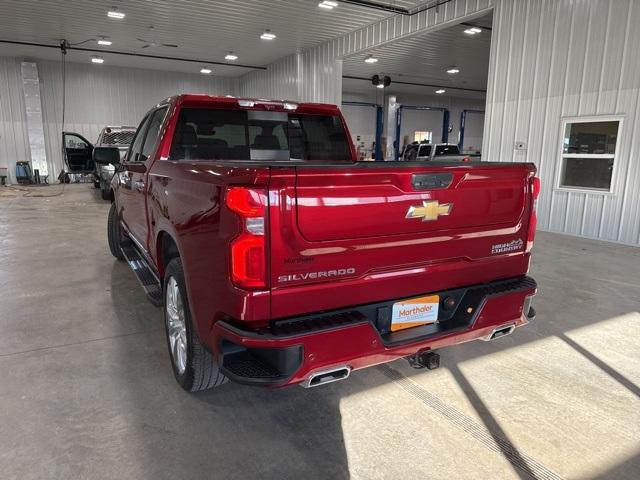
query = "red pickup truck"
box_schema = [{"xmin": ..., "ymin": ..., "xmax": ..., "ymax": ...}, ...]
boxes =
[{"xmin": 99, "ymin": 94, "xmax": 539, "ymax": 392}]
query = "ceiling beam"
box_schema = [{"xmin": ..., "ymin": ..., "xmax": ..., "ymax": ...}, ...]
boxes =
[
  {"xmin": 338, "ymin": 0, "xmax": 453, "ymax": 16},
  {"xmin": 0, "ymin": 39, "xmax": 267, "ymax": 71},
  {"xmin": 343, "ymin": 75, "xmax": 486, "ymax": 93}
]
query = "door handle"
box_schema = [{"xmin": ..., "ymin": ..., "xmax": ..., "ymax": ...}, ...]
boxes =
[{"xmin": 134, "ymin": 180, "xmax": 145, "ymax": 191}]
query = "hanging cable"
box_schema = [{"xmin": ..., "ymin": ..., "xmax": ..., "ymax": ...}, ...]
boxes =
[
  {"xmin": 60, "ymin": 40, "xmax": 67, "ymax": 131},
  {"xmin": 58, "ymin": 40, "xmax": 69, "ymax": 189}
]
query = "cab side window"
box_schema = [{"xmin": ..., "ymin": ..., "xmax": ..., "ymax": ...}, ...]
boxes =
[
  {"xmin": 127, "ymin": 115, "xmax": 151, "ymax": 163},
  {"xmin": 140, "ymin": 107, "xmax": 168, "ymax": 162}
]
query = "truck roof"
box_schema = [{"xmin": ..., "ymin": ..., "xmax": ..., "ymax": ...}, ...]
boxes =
[{"xmin": 158, "ymin": 94, "xmax": 341, "ymax": 115}]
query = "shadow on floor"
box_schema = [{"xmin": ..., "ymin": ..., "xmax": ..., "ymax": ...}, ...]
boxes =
[
  {"xmin": 110, "ymin": 262, "xmax": 350, "ymax": 480},
  {"xmin": 558, "ymin": 333, "xmax": 640, "ymax": 399}
]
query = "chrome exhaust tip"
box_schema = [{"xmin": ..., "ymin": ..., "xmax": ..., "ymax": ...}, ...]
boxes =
[
  {"xmin": 300, "ymin": 366, "xmax": 351, "ymax": 388},
  {"xmin": 481, "ymin": 324, "xmax": 516, "ymax": 341}
]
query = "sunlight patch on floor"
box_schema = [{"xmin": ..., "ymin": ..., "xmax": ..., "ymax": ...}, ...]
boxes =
[
  {"xmin": 453, "ymin": 312, "xmax": 640, "ymax": 479},
  {"xmin": 338, "ymin": 312, "xmax": 640, "ymax": 479},
  {"xmin": 338, "ymin": 376, "xmax": 521, "ymax": 480}
]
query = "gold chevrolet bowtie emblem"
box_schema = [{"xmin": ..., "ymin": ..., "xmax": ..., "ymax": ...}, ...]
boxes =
[{"xmin": 405, "ymin": 200, "xmax": 453, "ymax": 222}]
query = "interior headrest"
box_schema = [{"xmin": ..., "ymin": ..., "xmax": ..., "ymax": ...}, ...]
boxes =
[{"xmin": 177, "ymin": 125, "xmax": 198, "ymax": 146}]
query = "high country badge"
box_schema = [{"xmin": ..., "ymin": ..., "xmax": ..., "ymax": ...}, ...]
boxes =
[{"xmin": 491, "ymin": 239, "xmax": 524, "ymax": 254}]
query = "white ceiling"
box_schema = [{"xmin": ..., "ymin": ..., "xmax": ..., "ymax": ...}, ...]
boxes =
[
  {"xmin": 343, "ymin": 13, "xmax": 492, "ymax": 99},
  {"xmin": 0, "ymin": 0, "xmax": 433, "ymax": 76}
]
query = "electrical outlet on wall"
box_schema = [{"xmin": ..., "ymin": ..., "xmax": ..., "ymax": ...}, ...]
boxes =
[{"xmin": 515, "ymin": 141, "xmax": 527, "ymax": 150}]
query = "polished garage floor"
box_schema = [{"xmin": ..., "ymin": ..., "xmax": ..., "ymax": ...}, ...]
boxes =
[{"xmin": 1, "ymin": 184, "xmax": 639, "ymax": 480}]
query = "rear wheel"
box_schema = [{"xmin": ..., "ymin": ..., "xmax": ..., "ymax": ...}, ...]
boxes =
[
  {"xmin": 107, "ymin": 203, "xmax": 125, "ymax": 261},
  {"xmin": 164, "ymin": 258, "xmax": 227, "ymax": 392},
  {"xmin": 101, "ymin": 186, "xmax": 111, "ymax": 201}
]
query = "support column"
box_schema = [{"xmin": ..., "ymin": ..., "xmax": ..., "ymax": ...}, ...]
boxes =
[
  {"xmin": 384, "ymin": 95, "xmax": 399, "ymax": 161},
  {"xmin": 20, "ymin": 62, "xmax": 48, "ymax": 179}
]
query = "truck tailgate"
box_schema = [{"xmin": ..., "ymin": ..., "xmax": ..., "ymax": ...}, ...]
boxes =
[
  {"xmin": 295, "ymin": 167, "xmax": 525, "ymax": 240},
  {"xmin": 267, "ymin": 162, "xmax": 536, "ymax": 320}
]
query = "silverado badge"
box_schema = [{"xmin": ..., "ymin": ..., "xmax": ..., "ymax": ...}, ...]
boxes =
[{"xmin": 405, "ymin": 200, "xmax": 452, "ymax": 222}]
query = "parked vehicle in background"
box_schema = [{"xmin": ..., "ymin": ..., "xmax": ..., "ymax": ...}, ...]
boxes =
[
  {"xmin": 62, "ymin": 126, "xmax": 136, "ymax": 199},
  {"xmin": 102, "ymin": 94, "xmax": 539, "ymax": 393},
  {"xmin": 94, "ymin": 126, "xmax": 136, "ymax": 199},
  {"xmin": 402, "ymin": 142, "xmax": 470, "ymax": 162}
]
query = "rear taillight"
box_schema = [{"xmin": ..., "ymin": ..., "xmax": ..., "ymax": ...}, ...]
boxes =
[
  {"xmin": 226, "ymin": 187, "xmax": 267, "ymax": 289},
  {"xmin": 531, "ymin": 176, "xmax": 541, "ymax": 201},
  {"xmin": 526, "ymin": 177, "xmax": 540, "ymax": 253}
]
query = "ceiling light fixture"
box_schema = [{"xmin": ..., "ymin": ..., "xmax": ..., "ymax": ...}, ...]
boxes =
[
  {"xmin": 260, "ymin": 29, "xmax": 276, "ymax": 40},
  {"xmin": 200, "ymin": 67, "xmax": 212, "ymax": 74},
  {"xmin": 364, "ymin": 55, "xmax": 378, "ymax": 64},
  {"xmin": 107, "ymin": 10, "xmax": 125, "ymax": 19},
  {"xmin": 463, "ymin": 27, "xmax": 482, "ymax": 35},
  {"xmin": 446, "ymin": 66, "xmax": 460, "ymax": 74},
  {"xmin": 225, "ymin": 52, "xmax": 238, "ymax": 61},
  {"xmin": 97, "ymin": 37, "xmax": 112, "ymax": 46},
  {"xmin": 318, "ymin": 1, "xmax": 338, "ymax": 9},
  {"xmin": 91, "ymin": 56, "xmax": 104, "ymax": 64},
  {"xmin": 435, "ymin": 89, "xmax": 446, "ymax": 94}
]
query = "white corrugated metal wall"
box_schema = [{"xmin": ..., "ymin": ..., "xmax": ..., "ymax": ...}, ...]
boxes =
[
  {"xmin": 485, "ymin": 0, "xmax": 640, "ymax": 245},
  {"xmin": 0, "ymin": 58, "xmax": 30, "ymax": 184},
  {"xmin": 0, "ymin": 57, "xmax": 238, "ymax": 181},
  {"xmin": 237, "ymin": 54, "xmax": 302, "ymax": 101},
  {"xmin": 37, "ymin": 60, "xmax": 238, "ymax": 178},
  {"xmin": 237, "ymin": 47, "xmax": 344, "ymax": 105}
]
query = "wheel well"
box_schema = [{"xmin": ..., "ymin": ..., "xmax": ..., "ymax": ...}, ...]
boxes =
[{"xmin": 158, "ymin": 232, "xmax": 180, "ymax": 278}]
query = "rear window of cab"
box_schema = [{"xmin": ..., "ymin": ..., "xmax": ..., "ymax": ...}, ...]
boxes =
[{"xmin": 169, "ymin": 108, "xmax": 352, "ymax": 162}]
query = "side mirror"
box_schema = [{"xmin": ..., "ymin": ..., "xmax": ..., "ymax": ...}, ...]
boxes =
[{"xmin": 93, "ymin": 146, "xmax": 121, "ymax": 165}]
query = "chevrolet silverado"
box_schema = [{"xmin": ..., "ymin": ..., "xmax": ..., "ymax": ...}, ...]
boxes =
[{"xmin": 102, "ymin": 94, "xmax": 539, "ymax": 392}]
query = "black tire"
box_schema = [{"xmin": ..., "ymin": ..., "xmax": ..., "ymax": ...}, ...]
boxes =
[
  {"xmin": 101, "ymin": 187, "xmax": 111, "ymax": 201},
  {"xmin": 163, "ymin": 257, "xmax": 227, "ymax": 392},
  {"xmin": 107, "ymin": 203, "xmax": 125, "ymax": 261}
]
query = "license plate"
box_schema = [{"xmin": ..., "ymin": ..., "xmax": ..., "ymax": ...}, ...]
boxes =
[{"xmin": 391, "ymin": 294, "xmax": 439, "ymax": 332}]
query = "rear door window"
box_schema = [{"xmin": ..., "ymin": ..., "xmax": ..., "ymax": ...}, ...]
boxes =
[{"xmin": 169, "ymin": 108, "xmax": 351, "ymax": 162}]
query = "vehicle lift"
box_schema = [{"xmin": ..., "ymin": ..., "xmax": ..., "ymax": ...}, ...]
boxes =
[
  {"xmin": 394, "ymin": 105, "xmax": 451, "ymax": 160},
  {"xmin": 342, "ymin": 101, "xmax": 384, "ymax": 161},
  {"xmin": 458, "ymin": 109, "xmax": 485, "ymax": 152}
]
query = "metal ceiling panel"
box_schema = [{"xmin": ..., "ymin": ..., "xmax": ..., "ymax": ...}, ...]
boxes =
[
  {"xmin": 238, "ymin": 0, "xmax": 493, "ymax": 103},
  {"xmin": 342, "ymin": 13, "xmax": 492, "ymax": 92},
  {"xmin": 0, "ymin": 0, "xmax": 429, "ymax": 76}
]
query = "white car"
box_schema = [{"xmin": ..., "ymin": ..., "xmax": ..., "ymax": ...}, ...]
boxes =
[{"xmin": 402, "ymin": 142, "xmax": 471, "ymax": 162}]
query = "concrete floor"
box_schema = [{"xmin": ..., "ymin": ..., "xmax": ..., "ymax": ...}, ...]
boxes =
[{"xmin": 1, "ymin": 184, "xmax": 639, "ymax": 480}]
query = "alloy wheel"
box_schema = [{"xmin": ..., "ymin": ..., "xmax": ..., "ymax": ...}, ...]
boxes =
[{"xmin": 165, "ymin": 276, "xmax": 188, "ymax": 374}]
